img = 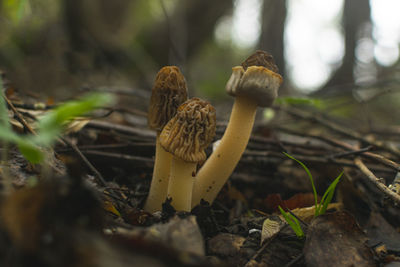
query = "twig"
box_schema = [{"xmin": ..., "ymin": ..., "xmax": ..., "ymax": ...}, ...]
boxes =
[
  {"xmin": 281, "ymin": 106, "xmax": 400, "ymax": 157},
  {"xmin": 83, "ymin": 150, "xmax": 154, "ymax": 163},
  {"xmin": 244, "ymin": 225, "xmax": 285, "ymax": 267},
  {"xmin": 328, "ymin": 146, "xmax": 372, "ymax": 159},
  {"xmin": 86, "ymin": 120, "xmax": 156, "ymax": 139},
  {"xmin": 363, "ymin": 152, "xmax": 400, "ymax": 171},
  {"xmin": 3, "ymin": 94, "xmax": 37, "ymax": 135},
  {"xmin": 55, "ymin": 142, "xmax": 154, "ymax": 153},
  {"xmin": 354, "ymin": 157, "xmax": 400, "ymax": 205},
  {"xmin": 284, "ymin": 253, "xmax": 304, "ymax": 267},
  {"xmin": 61, "ymin": 137, "xmax": 108, "ymax": 187},
  {"xmin": 277, "ymin": 126, "xmax": 400, "ymax": 171},
  {"xmin": 2, "ymin": 93, "xmax": 64, "ymax": 175},
  {"xmin": 244, "ymin": 150, "xmax": 394, "ymax": 174}
]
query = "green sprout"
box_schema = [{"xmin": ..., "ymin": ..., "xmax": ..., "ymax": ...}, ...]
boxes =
[
  {"xmin": 279, "ymin": 152, "xmax": 344, "ymax": 238},
  {"xmin": 0, "ymin": 77, "xmax": 113, "ymax": 164},
  {"xmin": 278, "ymin": 206, "xmax": 304, "ymax": 238}
]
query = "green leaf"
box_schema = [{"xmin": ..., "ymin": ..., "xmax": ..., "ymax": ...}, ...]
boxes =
[
  {"xmin": 17, "ymin": 139, "xmax": 43, "ymax": 164},
  {"xmin": 288, "ymin": 212, "xmax": 304, "ymax": 238},
  {"xmin": 0, "ymin": 128, "xmax": 19, "ymax": 143},
  {"xmin": 3, "ymin": 0, "xmax": 31, "ymax": 24},
  {"xmin": 283, "ymin": 152, "xmax": 319, "ymax": 216},
  {"xmin": 276, "ymin": 97, "xmax": 322, "ymax": 108},
  {"xmin": 278, "ymin": 206, "xmax": 304, "ymax": 238},
  {"xmin": 318, "ymin": 171, "xmax": 343, "ymax": 215},
  {"xmin": 35, "ymin": 93, "xmax": 113, "ymax": 146}
]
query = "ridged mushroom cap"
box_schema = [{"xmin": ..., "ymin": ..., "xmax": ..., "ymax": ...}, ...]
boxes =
[
  {"xmin": 148, "ymin": 66, "xmax": 188, "ymax": 132},
  {"xmin": 226, "ymin": 50, "xmax": 283, "ymax": 107},
  {"xmin": 159, "ymin": 98, "xmax": 216, "ymax": 163}
]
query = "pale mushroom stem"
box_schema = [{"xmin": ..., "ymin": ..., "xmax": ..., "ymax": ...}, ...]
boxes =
[
  {"xmin": 168, "ymin": 157, "xmax": 197, "ymax": 211},
  {"xmin": 192, "ymin": 96, "xmax": 257, "ymax": 207},
  {"xmin": 144, "ymin": 134, "xmax": 172, "ymax": 213}
]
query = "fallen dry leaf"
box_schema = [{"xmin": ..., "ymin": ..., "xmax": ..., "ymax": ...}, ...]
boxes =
[
  {"xmin": 208, "ymin": 233, "xmax": 246, "ymax": 257},
  {"xmin": 303, "ymin": 211, "xmax": 375, "ymax": 267},
  {"xmin": 260, "ymin": 217, "xmax": 283, "ymax": 245}
]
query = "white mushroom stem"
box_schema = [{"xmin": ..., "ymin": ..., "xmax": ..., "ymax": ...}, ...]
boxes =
[
  {"xmin": 167, "ymin": 157, "xmax": 197, "ymax": 211},
  {"xmin": 144, "ymin": 134, "xmax": 172, "ymax": 213},
  {"xmin": 192, "ymin": 96, "xmax": 257, "ymax": 207}
]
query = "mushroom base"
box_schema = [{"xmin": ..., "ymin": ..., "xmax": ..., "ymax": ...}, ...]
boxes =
[{"xmin": 167, "ymin": 158, "xmax": 196, "ymax": 212}]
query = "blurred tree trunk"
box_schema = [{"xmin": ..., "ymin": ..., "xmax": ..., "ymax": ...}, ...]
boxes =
[
  {"xmin": 259, "ymin": 0, "xmax": 286, "ymax": 79},
  {"xmin": 317, "ymin": 0, "xmax": 371, "ymax": 95},
  {"xmin": 139, "ymin": 0, "xmax": 233, "ymax": 69},
  {"xmin": 63, "ymin": 0, "xmax": 137, "ymax": 73}
]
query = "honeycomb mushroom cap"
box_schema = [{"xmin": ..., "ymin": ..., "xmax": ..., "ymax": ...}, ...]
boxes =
[
  {"xmin": 148, "ymin": 66, "xmax": 188, "ymax": 131},
  {"xmin": 241, "ymin": 50, "xmax": 279, "ymax": 73},
  {"xmin": 226, "ymin": 51, "xmax": 283, "ymax": 107},
  {"xmin": 159, "ymin": 98, "xmax": 216, "ymax": 163}
]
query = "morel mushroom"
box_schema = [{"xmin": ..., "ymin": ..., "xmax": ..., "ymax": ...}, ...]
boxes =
[
  {"xmin": 159, "ymin": 98, "xmax": 216, "ymax": 211},
  {"xmin": 192, "ymin": 51, "xmax": 283, "ymax": 207},
  {"xmin": 144, "ymin": 66, "xmax": 188, "ymax": 213}
]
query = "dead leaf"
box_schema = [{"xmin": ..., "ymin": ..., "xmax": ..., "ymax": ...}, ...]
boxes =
[
  {"xmin": 260, "ymin": 217, "xmax": 283, "ymax": 245},
  {"xmin": 263, "ymin": 193, "xmax": 320, "ymax": 212},
  {"xmin": 365, "ymin": 212, "xmax": 400, "ymax": 251},
  {"xmin": 208, "ymin": 233, "xmax": 245, "ymax": 257},
  {"xmin": 303, "ymin": 211, "xmax": 375, "ymax": 267},
  {"xmin": 65, "ymin": 119, "xmax": 91, "ymax": 133},
  {"xmin": 103, "ymin": 200, "xmax": 121, "ymax": 217},
  {"xmin": 113, "ymin": 215, "xmax": 205, "ymax": 256},
  {"xmin": 289, "ymin": 202, "xmax": 343, "ymax": 223}
]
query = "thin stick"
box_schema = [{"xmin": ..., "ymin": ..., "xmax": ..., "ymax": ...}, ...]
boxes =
[
  {"xmin": 83, "ymin": 150, "xmax": 154, "ymax": 163},
  {"xmin": 61, "ymin": 137, "xmax": 108, "ymax": 187},
  {"xmin": 244, "ymin": 225, "xmax": 285, "ymax": 267},
  {"xmin": 3, "ymin": 94, "xmax": 64, "ymax": 175},
  {"xmin": 277, "ymin": 126, "xmax": 400, "ymax": 171},
  {"xmin": 281, "ymin": 106, "xmax": 400, "ymax": 157},
  {"xmin": 3, "ymin": 94, "xmax": 37, "ymax": 135},
  {"xmin": 328, "ymin": 146, "xmax": 372, "ymax": 158},
  {"xmin": 86, "ymin": 120, "xmax": 156, "ymax": 139},
  {"xmin": 354, "ymin": 157, "xmax": 400, "ymax": 204}
]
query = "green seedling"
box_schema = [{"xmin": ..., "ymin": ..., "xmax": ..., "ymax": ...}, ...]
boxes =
[
  {"xmin": 278, "ymin": 206, "xmax": 304, "ymax": 238},
  {"xmin": 0, "ymin": 77, "xmax": 113, "ymax": 163},
  {"xmin": 279, "ymin": 152, "xmax": 343, "ymax": 237},
  {"xmin": 282, "ymin": 152, "xmax": 343, "ymax": 217}
]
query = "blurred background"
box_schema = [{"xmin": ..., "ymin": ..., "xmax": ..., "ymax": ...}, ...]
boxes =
[{"xmin": 0, "ymin": 0, "xmax": 399, "ymax": 118}]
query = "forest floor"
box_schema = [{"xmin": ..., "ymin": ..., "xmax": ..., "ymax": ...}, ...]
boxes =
[{"xmin": 0, "ymin": 85, "xmax": 400, "ymax": 267}]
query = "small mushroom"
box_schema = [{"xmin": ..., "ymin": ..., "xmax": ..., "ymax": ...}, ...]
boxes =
[
  {"xmin": 192, "ymin": 50, "xmax": 283, "ymax": 207},
  {"xmin": 159, "ymin": 98, "xmax": 216, "ymax": 211},
  {"xmin": 144, "ymin": 66, "xmax": 188, "ymax": 213}
]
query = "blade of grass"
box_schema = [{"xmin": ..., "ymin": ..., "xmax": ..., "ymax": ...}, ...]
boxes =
[
  {"xmin": 283, "ymin": 152, "xmax": 319, "ymax": 216},
  {"xmin": 318, "ymin": 171, "xmax": 343, "ymax": 215},
  {"xmin": 278, "ymin": 206, "xmax": 304, "ymax": 238},
  {"xmin": 288, "ymin": 213, "xmax": 304, "ymax": 238}
]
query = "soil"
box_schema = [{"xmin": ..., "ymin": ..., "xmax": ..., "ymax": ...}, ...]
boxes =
[{"xmin": 0, "ymin": 87, "xmax": 399, "ymax": 267}]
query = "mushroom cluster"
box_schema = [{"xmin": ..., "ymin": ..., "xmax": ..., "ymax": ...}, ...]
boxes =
[{"xmin": 145, "ymin": 50, "xmax": 283, "ymax": 212}]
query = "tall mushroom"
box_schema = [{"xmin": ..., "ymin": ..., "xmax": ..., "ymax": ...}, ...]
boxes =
[
  {"xmin": 144, "ymin": 66, "xmax": 188, "ymax": 213},
  {"xmin": 159, "ymin": 98, "xmax": 216, "ymax": 211},
  {"xmin": 191, "ymin": 50, "xmax": 283, "ymax": 207}
]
